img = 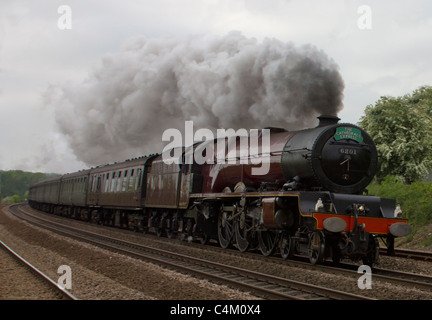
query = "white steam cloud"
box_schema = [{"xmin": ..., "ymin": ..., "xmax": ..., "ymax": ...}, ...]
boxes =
[{"xmin": 48, "ymin": 31, "xmax": 344, "ymax": 166}]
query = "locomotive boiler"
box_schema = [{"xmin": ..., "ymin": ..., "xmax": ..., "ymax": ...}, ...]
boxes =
[{"xmin": 28, "ymin": 115, "xmax": 410, "ymax": 266}]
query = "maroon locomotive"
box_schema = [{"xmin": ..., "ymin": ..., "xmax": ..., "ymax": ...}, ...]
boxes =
[{"xmin": 28, "ymin": 115, "xmax": 410, "ymax": 266}]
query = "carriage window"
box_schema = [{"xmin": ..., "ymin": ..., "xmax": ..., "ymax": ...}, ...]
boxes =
[
  {"xmin": 110, "ymin": 172, "xmax": 116, "ymax": 192},
  {"xmin": 136, "ymin": 168, "xmax": 142, "ymax": 190},
  {"xmin": 104, "ymin": 173, "xmax": 110, "ymax": 192},
  {"xmin": 117, "ymin": 172, "xmax": 123, "ymax": 191},
  {"xmin": 92, "ymin": 175, "xmax": 97, "ymax": 192},
  {"xmin": 122, "ymin": 170, "xmax": 129, "ymax": 191},
  {"xmin": 128, "ymin": 168, "xmax": 136, "ymax": 190},
  {"xmin": 96, "ymin": 176, "xmax": 101, "ymax": 191}
]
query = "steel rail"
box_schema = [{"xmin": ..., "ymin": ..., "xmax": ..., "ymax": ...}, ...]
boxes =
[
  {"xmin": 0, "ymin": 238, "xmax": 78, "ymax": 300},
  {"xmin": 10, "ymin": 204, "xmax": 372, "ymax": 300},
  {"xmin": 380, "ymin": 247, "xmax": 432, "ymax": 261}
]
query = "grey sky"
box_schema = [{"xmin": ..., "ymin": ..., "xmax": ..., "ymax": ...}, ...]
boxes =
[{"xmin": 1, "ymin": 0, "xmax": 431, "ymax": 173}]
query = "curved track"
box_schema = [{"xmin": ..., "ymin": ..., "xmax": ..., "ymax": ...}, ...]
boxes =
[{"xmin": 9, "ymin": 204, "xmax": 372, "ymax": 300}]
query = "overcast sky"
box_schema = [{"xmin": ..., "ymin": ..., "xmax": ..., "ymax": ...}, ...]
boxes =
[{"xmin": 1, "ymin": 0, "xmax": 431, "ymax": 174}]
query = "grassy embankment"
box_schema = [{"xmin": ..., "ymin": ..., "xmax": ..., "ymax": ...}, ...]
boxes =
[{"xmin": 367, "ymin": 176, "xmax": 432, "ymax": 247}]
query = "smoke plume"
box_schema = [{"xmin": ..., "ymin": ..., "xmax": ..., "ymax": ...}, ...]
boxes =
[{"xmin": 49, "ymin": 31, "xmax": 344, "ymax": 166}]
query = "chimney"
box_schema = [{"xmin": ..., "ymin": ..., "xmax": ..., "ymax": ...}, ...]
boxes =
[{"xmin": 317, "ymin": 115, "xmax": 340, "ymax": 127}]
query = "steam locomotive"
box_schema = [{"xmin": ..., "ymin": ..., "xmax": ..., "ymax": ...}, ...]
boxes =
[{"xmin": 28, "ymin": 115, "xmax": 410, "ymax": 266}]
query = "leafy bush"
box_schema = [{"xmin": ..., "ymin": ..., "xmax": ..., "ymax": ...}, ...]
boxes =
[{"xmin": 1, "ymin": 194, "xmax": 24, "ymax": 204}]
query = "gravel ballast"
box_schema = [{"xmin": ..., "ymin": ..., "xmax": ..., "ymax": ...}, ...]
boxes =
[
  {"xmin": 0, "ymin": 205, "xmax": 258, "ymax": 300},
  {"xmin": 2, "ymin": 204, "xmax": 432, "ymax": 300}
]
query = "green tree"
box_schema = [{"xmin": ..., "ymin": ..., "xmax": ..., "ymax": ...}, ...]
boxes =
[
  {"xmin": 0, "ymin": 170, "xmax": 59, "ymax": 203},
  {"xmin": 359, "ymin": 86, "xmax": 432, "ymax": 183}
]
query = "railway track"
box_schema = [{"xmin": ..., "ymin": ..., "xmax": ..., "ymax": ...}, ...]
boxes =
[
  {"xmin": 9, "ymin": 204, "xmax": 372, "ymax": 300},
  {"xmin": 381, "ymin": 247, "xmax": 432, "ymax": 261},
  {"xmin": 212, "ymin": 244, "xmax": 432, "ymax": 294},
  {"xmin": 0, "ymin": 238, "xmax": 77, "ymax": 300},
  {"xmin": 137, "ymin": 221, "xmax": 432, "ymax": 294}
]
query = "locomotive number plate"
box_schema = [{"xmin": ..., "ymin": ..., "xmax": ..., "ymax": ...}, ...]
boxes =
[{"xmin": 339, "ymin": 148, "xmax": 357, "ymax": 155}]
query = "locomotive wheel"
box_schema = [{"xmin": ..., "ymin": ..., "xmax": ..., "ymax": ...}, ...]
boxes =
[
  {"xmin": 258, "ymin": 230, "xmax": 279, "ymax": 256},
  {"xmin": 280, "ymin": 233, "xmax": 295, "ymax": 259},
  {"xmin": 308, "ymin": 231, "xmax": 325, "ymax": 265},
  {"xmin": 156, "ymin": 226, "xmax": 164, "ymax": 237},
  {"xmin": 218, "ymin": 207, "xmax": 234, "ymax": 249},
  {"xmin": 363, "ymin": 236, "xmax": 379, "ymax": 267},
  {"xmin": 167, "ymin": 229, "xmax": 176, "ymax": 239},
  {"xmin": 196, "ymin": 214, "xmax": 210, "ymax": 245},
  {"xmin": 141, "ymin": 217, "xmax": 149, "ymax": 234},
  {"xmin": 199, "ymin": 232, "xmax": 210, "ymax": 245},
  {"xmin": 183, "ymin": 218, "xmax": 195, "ymax": 242},
  {"xmin": 234, "ymin": 211, "xmax": 252, "ymax": 252},
  {"xmin": 166, "ymin": 217, "xmax": 178, "ymax": 239}
]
